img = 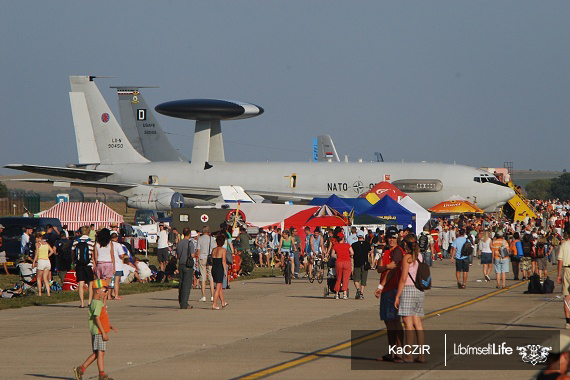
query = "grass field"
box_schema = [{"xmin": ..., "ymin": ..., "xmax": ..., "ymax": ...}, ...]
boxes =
[{"xmin": 0, "ymin": 255, "xmax": 285, "ymax": 311}]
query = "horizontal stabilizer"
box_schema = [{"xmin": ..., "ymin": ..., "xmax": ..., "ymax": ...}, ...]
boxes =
[
  {"xmin": 4, "ymin": 164, "xmax": 113, "ymax": 180},
  {"xmin": 220, "ymin": 186, "xmax": 255, "ymax": 203}
]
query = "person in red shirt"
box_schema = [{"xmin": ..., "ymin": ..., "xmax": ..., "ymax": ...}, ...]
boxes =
[
  {"xmin": 331, "ymin": 233, "xmax": 354, "ymax": 300},
  {"xmin": 431, "ymin": 229, "xmax": 442, "ymax": 260},
  {"xmin": 374, "ymin": 228, "xmax": 405, "ymax": 362}
]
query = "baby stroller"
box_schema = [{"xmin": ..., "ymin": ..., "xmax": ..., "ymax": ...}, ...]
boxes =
[{"xmin": 323, "ymin": 256, "xmax": 349, "ymax": 298}]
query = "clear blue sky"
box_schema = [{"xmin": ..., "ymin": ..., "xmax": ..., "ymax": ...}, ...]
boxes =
[{"xmin": 1, "ymin": 1, "xmax": 569, "ymax": 173}]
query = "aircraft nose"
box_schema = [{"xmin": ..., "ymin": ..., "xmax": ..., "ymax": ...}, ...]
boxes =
[{"xmin": 498, "ymin": 187, "xmax": 515, "ymax": 203}]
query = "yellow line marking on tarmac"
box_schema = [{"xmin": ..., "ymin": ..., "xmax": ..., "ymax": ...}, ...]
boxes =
[{"xmin": 235, "ymin": 278, "xmax": 535, "ymax": 380}]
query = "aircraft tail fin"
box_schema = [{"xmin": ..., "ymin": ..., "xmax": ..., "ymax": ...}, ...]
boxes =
[
  {"xmin": 113, "ymin": 86, "xmax": 188, "ymax": 162},
  {"xmin": 315, "ymin": 135, "xmax": 340, "ymax": 162},
  {"xmin": 69, "ymin": 76, "xmax": 148, "ymax": 164}
]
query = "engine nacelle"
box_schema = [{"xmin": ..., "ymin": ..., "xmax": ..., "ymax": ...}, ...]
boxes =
[{"xmin": 122, "ymin": 185, "xmax": 184, "ymax": 211}]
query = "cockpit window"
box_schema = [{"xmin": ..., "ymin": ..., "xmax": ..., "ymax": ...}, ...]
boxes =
[{"xmin": 474, "ymin": 175, "xmax": 509, "ymax": 187}]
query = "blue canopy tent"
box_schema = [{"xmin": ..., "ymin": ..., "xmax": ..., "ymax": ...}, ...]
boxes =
[
  {"xmin": 341, "ymin": 198, "xmax": 373, "ymax": 215},
  {"xmin": 307, "ymin": 194, "xmax": 353, "ymax": 215},
  {"xmin": 358, "ymin": 196, "xmax": 416, "ymax": 230},
  {"xmin": 309, "ymin": 195, "xmax": 372, "ymax": 215}
]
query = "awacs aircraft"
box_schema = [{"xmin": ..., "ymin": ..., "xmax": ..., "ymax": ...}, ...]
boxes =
[{"xmin": 5, "ymin": 76, "xmax": 515, "ymax": 212}]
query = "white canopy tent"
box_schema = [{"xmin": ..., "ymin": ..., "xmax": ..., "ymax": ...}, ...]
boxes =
[
  {"xmin": 238, "ymin": 203, "xmax": 315, "ymax": 228},
  {"xmin": 399, "ymin": 196, "xmax": 431, "ymax": 235}
]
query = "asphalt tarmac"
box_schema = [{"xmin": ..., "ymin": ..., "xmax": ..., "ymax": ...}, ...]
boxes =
[{"xmin": 0, "ymin": 259, "xmax": 564, "ymax": 379}]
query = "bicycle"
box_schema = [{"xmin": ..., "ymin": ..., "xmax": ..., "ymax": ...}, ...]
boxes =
[
  {"xmin": 283, "ymin": 251, "xmax": 293, "ymax": 285},
  {"xmin": 309, "ymin": 254, "xmax": 324, "ymax": 284},
  {"xmin": 316, "ymin": 255, "xmax": 324, "ymax": 284}
]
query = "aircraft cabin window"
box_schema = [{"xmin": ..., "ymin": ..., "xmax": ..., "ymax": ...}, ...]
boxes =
[{"xmin": 474, "ymin": 177, "xmax": 481, "ymax": 183}]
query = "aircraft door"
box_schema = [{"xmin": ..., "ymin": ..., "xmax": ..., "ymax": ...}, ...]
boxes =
[
  {"xmin": 284, "ymin": 173, "xmax": 297, "ymax": 189},
  {"xmin": 290, "ymin": 173, "xmax": 297, "ymax": 188}
]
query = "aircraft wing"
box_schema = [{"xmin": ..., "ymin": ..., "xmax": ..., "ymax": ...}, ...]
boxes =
[
  {"xmin": 4, "ymin": 164, "xmax": 113, "ymax": 181},
  {"xmin": 247, "ymin": 190, "xmax": 315, "ymax": 203},
  {"xmin": 9, "ymin": 177, "xmax": 316, "ymax": 204},
  {"xmin": 8, "ymin": 178, "xmax": 137, "ymax": 193},
  {"xmin": 8, "ymin": 178, "xmax": 223, "ymax": 198}
]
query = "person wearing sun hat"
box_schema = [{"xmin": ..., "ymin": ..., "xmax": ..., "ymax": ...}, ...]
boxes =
[{"xmin": 74, "ymin": 278, "xmax": 117, "ymax": 380}]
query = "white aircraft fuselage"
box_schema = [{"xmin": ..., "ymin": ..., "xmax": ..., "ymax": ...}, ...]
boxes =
[{"xmin": 94, "ymin": 160, "xmax": 513, "ymax": 212}]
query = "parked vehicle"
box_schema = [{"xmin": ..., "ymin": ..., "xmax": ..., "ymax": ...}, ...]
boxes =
[
  {"xmin": 0, "ymin": 217, "xmax": 63, "ymax": 267},
  {"xmin": 134, "ymin": 210, "xmax": 171, "ymax": 244}
]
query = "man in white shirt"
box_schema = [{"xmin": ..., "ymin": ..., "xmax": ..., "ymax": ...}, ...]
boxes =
[
  {"xmin": 440, "ymin": 225, "xmax": 451, "ymax": 258},
  {"xmin": 156, "ymin": 223, "xmax": 169, "ymax": 272},
  {"xmin": 347, "ymin": 227, "xmax": 358, "ymax": 245},
  {"xmin": 21, "ymin": 226, "xmax": 32, "ymax": 256},
  {"xmin": 196, "ymin": 226, "xmax": 216, "ymax": 302},
  {"xmin": 121, "ymin": 264, "xmax": 136, "ymax": 284}
]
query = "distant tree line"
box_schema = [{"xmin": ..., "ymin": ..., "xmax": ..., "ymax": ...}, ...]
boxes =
[
  {"xmin": 0, "ymin": 182, "xmax": 7, "ymax": 197},
  {"xmin": 525, "ymin": 173, "xmax": 570, "ymax": 200}
]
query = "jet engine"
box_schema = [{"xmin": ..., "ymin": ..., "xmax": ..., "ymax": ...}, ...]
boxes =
[{"xmin": 123, "ymin": 185, "xmax": 184, "ymax": 211}]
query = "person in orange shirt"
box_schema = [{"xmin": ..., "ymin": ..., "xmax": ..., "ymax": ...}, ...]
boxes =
[
  {"xmin": 74, "ymin": 279, "xmax": 117, "ymax": 380},
  {"xmin": 491, "ymin": 231, "xmax": 510, "ymax": 289}
]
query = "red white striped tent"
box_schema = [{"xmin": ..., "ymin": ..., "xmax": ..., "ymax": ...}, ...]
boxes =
[{"xmin": 38, "ymin": 202, "xmax": 124, "ymax": 231}]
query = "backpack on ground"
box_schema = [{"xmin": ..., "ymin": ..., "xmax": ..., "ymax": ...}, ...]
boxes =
[
  {"xmin": 409, "ymin": 258, "xmax": 431, "ymax": 291},
  {"xmin": 50, "ymin": 281, "xmax": 62, "ymax": 292},
  {"xmin": 542, "ymin": 277, "xmax": 555, "ymax": 294},
  {"xmin": 524, "ymin": 274, "xmax": 543, "ymax": 294},
  {"xmin": 74, "ymin": 241, "xmax": 91, "ymax": 266},
  {"xmin": 418, "ymin": 234, "xmax": 429, "ymax": 253},
  {"xmin": 461, "ymin": 238, "xmax": 474, "ymax": 257},
  {"xmin": 536, "ymin": 243, "xmax": 545, "ymax": 259}
]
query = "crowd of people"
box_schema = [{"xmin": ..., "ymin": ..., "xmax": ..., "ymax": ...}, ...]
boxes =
[{"xmin": 6, "ymin": 199, "xmax": 570, "ymax": 377}]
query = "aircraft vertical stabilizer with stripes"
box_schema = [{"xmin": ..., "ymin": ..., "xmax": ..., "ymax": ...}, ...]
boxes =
[{"xmin": 313, "ymin": 135, "xmax": 340, "ymax": 162}]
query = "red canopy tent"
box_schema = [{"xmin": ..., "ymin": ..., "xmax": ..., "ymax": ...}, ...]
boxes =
[
  {"xmin": 284, "ymin": 205, "xmax": 349, "ymax": 231},
  {"xmin": 38, "ymin": 202, "xmax": 124, "ymax": 231},
  {"xmin": 359, "ymin": 181, "xmax": 407, "ymax": 203},
  {"xmin": 283, "ymin": 207, "xmax": 319, "ymax": 230},
  {"xmin": 304, "ymin": 215, "xmax": 349, "ymax": 227}
]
